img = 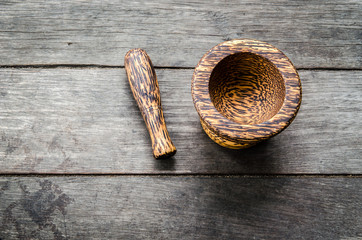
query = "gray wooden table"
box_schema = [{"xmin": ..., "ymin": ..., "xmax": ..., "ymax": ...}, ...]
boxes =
[{"xmin": 0, "ymin": 1, "xmax": 361, "ymax": 239}]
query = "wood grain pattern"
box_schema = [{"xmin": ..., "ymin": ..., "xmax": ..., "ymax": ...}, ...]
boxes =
[
  {"xmin": 209, "ymin": 52, "xmax": 286, "ymax": 125},
  {"xmin": 0, "ymin": 1, "xmax": 360, "ymax": 239},
  {"xmin": 125, "ymin": 49, "xmax": 176, "ymax": 159},
  {"xmin": 0, "ymin": 0, "xmax": 360, "ymax": 68},
  {"xmin": 0, "ymin": 176, "xmax": 361, "ymax": 239},
  {"xmin": 0, "ymin": 69, "xmax": 360, "ymax": 174},
  {"xmin": 192, "ymin": 39, "xmax": 301, "ymax": 149}
]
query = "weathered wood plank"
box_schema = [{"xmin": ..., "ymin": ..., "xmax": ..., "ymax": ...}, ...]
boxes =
[
  {"xmin": 0, "ymin": 176, "xmax": 361, "ymax": 239},
  {"xmin": 0, "ymin": 0, "xmax": 361, "ymax": 68},
  {"xmin": 0, "ymin": 69, "xmax": 361, "ymax": 174}
]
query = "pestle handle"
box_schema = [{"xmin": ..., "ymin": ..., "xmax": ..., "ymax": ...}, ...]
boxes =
[{"xmin": 125, "ymin": 49, "xmax": 176, "ymax": 159}]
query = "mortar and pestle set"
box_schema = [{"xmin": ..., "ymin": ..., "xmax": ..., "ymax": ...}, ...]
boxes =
[{"xmin": 125, "ymin": 39, "xmax": 302, "ymax": 159}]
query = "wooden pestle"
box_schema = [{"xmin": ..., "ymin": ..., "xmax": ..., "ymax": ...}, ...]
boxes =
[{"xmin": 125, "ymin": 49, "xmax": 176, "ymax": 159}]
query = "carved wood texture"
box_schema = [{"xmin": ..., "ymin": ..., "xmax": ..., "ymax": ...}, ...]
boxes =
[
  {"xmin": 192, "ymin": 39, "xmax": 302, "ymax": 149},
  {"xmin": 125, "ymin": 49, "xmax": 176, "ymax": 159}
]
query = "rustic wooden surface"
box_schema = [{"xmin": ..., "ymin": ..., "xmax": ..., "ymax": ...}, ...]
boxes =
[
  {"xmin": 0, "ymin": 177, "xmax": 361, "ymax": 239},
  {"xmin": 0, "ymin": 69, "xmax": 360, "ymax": 174},
  {"xmin": 0, "ymin": 176, "xmax": 362, "ymax": 239},
  {"xmin": 0, "ymin": 0, "xmax": 361, "ymax": 69},
  {"xmin": 0, "ymin": 0, "xmax": 361, "ymax": 239}
]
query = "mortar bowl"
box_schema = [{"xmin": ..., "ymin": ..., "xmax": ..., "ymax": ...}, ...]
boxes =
[{"xmin": 191, "ymin": 39, "xmax": 302, "ymax": 149}]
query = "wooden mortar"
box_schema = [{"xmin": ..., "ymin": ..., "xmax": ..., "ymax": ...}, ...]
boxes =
[{"xmin": 191, "ymin": 39, "xmax": 302, "ymax": 149}]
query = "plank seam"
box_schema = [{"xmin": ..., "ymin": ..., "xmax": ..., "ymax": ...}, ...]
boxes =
[
  {"xmin": 0, "ymin": 65, "xmax": 361, "ymax": 71},
  {"xmin": 0, "ymin": 173, "xmax": 361, "ymax": 178},
  {"xmin": 0, "ymin": 64, "xmax": 194, "ymax": 69}
]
